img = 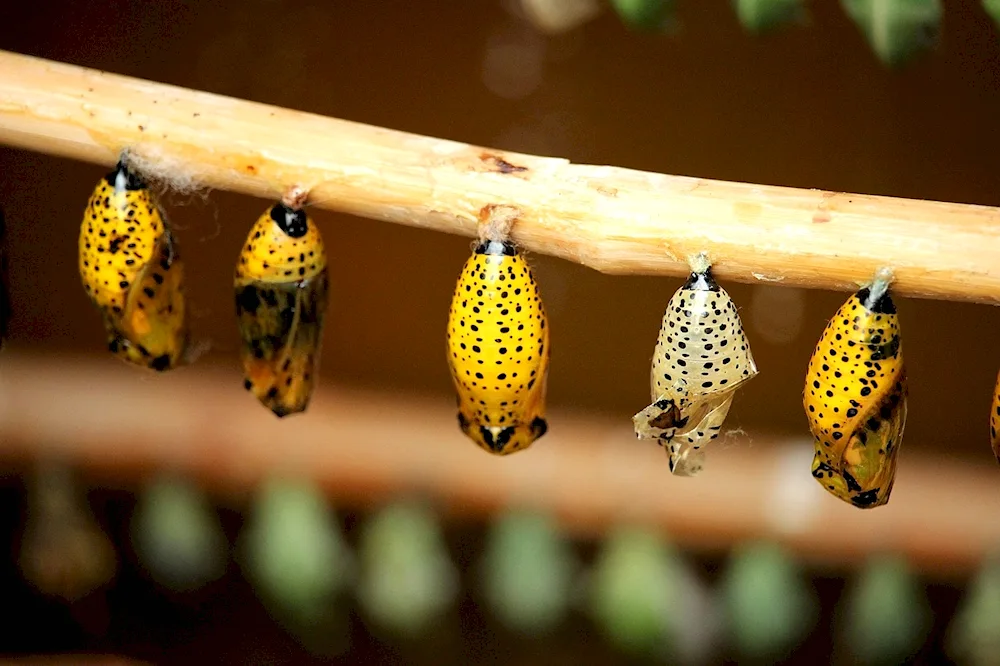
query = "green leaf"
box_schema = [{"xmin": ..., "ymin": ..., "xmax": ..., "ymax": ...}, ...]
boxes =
[
  {"xmin": 733, "ymin": 0, "xmax": 805, "ymax": 33},
  {"xmin": 986, "ymin": 0, "xmax": 1000, "ymax": 30},
  {"xmin": 356, "ymin": 501, "xmax": 458, "ymax": 636},
  {"xmin": 239, "ymin": 477, "xmax": 350, "ymax": 625},
  {"xmin": 609, "ymin": 0, "xmax": 675, "ymax": 30},
  {"xmin": 480, "ymin": 509, "xmax": 575, "ymax": 635},
  {"xmin": 840, "ymin": 555, "xmax": 930, "ymax": 665},
  {"xmin": 841, "ymin": 0, "xmax": 942, "ymax": 67},
  {"xmin": 131, "ymin": 475, "xmax": 228, "ymax": 592},
  {"xmin": 946, "ymin": 555, "xmax": 1000, "ymax": 666},
  {"xmin": 720, "ymin": 541, "xmax": 817, "ymax": 660},
  {"xmin": 588, "ymin": 526, "xmax": 678, "ymax": 656}
]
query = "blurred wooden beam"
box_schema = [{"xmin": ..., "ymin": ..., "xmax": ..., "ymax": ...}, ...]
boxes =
[
  {"xmin": 0, "ymin": 351, "xmax": 997, "ymax": 578},
  {"xmin": 0, "ymin": 50, "xmax": 999, "ymax": 303}
]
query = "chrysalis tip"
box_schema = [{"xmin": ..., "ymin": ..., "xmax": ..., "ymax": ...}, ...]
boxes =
[{"xmin": 686, "ymin": 252, "xmax": 711, "ymax": 275}]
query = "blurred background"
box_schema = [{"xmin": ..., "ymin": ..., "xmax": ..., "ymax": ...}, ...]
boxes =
[{"xmin": 0, "ymin": 0, "xmax": 999, "ymax": 663}]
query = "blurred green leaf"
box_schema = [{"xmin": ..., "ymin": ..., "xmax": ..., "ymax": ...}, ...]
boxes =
[
  {"xmin": 946, "ymin": 554, "xmax": 1000, "ymax": 666},
  {"xmin": 720, "ymin": 541, "xmax": 817, "ymax": 660},
  {"xmin": 588, "ymin": 525, "xmax": 677, "ymax": 656},
  {"xmin": 733, "ymin": 0, "xmax": 804, "ymax": 33},
  {"xmin": 609, "ymin": 0, "xmax": 675, "ymax": 30},
  {"xmin": 667, "ymin": 562, "xmax": 723, "ymax": 665},
  {"xmin": 240, "ymin": 477, "xmax": 350, "ymax": 626},
  {"xmin": 356, "ymin": 500, "xmax": 457, "ymax": 636},
  {"xmin": 480, "ymin": 509, "xmax": 575, "ymax": 635},
  {"xmin": 840, "ymin": 554, "xmax": 929, "ymax": 665},
  {"xmin": 841, "ymin": 0, "xmax": 942, "ymax": 67},
  {"xmin": 986, "ymin": 0, "xmax": 1000, "ymax": 29},
  {"xmin": 131, "ymin": 475, "xmax": 227, "ymax": 592}
]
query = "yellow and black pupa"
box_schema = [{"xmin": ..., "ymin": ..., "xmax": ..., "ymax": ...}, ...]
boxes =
[
  {"xmin": 633, "ymin": 262, "xmax": 757, "ymax": 475},
  {"xmin": 0, "ymin": 206, "xmax": 9, "ymax": 350},
  {"xmin": 235, "ymin": 202, "xmax": 329, "ymax": 417},
  {"xmin": 992, "ymin": 369, "xmax": 1000, "ymax": 465},
  {"xmin": 805, "ymin": 271, "xmax": 906, "ymax": 509},
  {"xmin": 446, "ymin": 237, "xmax": 550, "ymax": 455},
  {"xmin": 78, "ymin": 161, "xmax": 188, "ymax": 371}
]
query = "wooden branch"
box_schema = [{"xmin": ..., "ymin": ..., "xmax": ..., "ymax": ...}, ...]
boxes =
[
  {"xmin": 0, "ymin": 51, "xmax": 997, "ymax": 303},
  {"xmin": 0, "ymin": 352, "xmax": 998, "ymax": 578}
]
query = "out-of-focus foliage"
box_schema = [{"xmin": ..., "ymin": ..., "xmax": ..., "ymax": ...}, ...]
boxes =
[
  {"xmin": 480, "ymin": 509, "xmax": 575, "ymax": 635},
  {"xmin": 721, "ymin": 540, "xmax": 817, "ymax": 660},
  {"xmin": 841, "ymin": 0, "xmax": 942, "ymax": 66},
  {"xmin": 18, "ymin": 462, "xmax": 116, "ymax": 601},
  {"xmin": 664, "ymin": 559, "xmax": 723, "ymax": 665},
  {"xmin": 608, "ymin": 0, "xmax": 675, "ymax": 30},
  {"xmin": 947, "ymin": 554, "xmax": 1000, "ymax": 666},
  {"xmin": 239, "ymin": 477, "xmax": 350, "ymax": 626},
  {"xmin": 840, "ymin": 554, "xmax": 930, "ymax": 665},
  {"xmin": 733, "ymin": 0, "xmax": 805, "ymax": 33},
  {"xmin": 986, "ymin": 0, "xmax": 1000, "ymax": 30},
  {"xmin": 356, "ymin": 500, "xmax": 458, "ymax": 636},
  {"xmin": 587, "ymin": 525, "xmax": 678, "ymax": 656},
  {"xmin": 131, "ymin": 475, "xmax": 227, "ymax": 592}
]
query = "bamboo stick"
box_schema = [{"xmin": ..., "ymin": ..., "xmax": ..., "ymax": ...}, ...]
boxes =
[
  {"xmin": 0, "ymin": 50, "xmax": 998, "ymax": 303},
  {"xmin": 0, "ymin": 352, "xmax": 997, "ymax": 578}
]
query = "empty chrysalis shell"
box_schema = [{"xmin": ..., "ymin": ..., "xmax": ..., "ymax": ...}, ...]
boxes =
[
  {"xmin": 633, "ymin": 264, "xmax": 757, "ymax": 475},
  {"xmin": 805, "ymin": 271, "xmax": 907, "ymax": 509}
]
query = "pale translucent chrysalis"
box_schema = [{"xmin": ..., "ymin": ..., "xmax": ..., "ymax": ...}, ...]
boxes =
[{"xmin": 633, "ymin": 264, "xmax": 757, "ymax": 475}]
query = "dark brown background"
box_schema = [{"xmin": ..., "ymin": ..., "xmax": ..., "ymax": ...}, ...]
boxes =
[{"xmin": 2, "ymin": 0, "xmax": 999, "ymax": 461}]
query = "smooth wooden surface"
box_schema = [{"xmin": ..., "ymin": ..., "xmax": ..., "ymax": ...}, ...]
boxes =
[
  {"xmin": 0, "ymin": 50, "xmax": 998, "ymax": 303},
  {"xmin": 0, "ymin": 352, "xmax": 998, "ymax": 578}
]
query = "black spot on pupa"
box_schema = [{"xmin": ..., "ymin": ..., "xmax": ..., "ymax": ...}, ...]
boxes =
[
  {"xmin": 851, "ymin": 489, "xmax": 881, "ymax": 507},
  {"xmin": 475, "ymin": 240, "xmax": 517, "ymax": 256},
  {"xmin": 269, "ymin": 202, "xmax": 309, "ymax": 238},
  {"xmin": 235, "ymin": 285, "xmax": 262, "ymax": 315},
  {"xmin": 842, "ymin": 471, "xmax": 863, "ymax": 493},
  {"xmin": 531, "ymin": 416, "xmax": 548, "ymax": 438}
]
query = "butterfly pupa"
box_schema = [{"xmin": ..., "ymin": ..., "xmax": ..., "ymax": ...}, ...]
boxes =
[
  {"xmin": 633, "ymin": 263, "xmax": 757, "ymax": 475},
  {"xmin": 992, "ymin": 369, "xmax": 1000, "ymax": 465},
  {"xmin": 235, "ymin": 202, "xmax": 329, "ymax": 417},
  {"xmin": 0, "ymin": 206, "xmax": 9, "ymax": 351},
  {"xmin": 446, "ymin": 238, "xmax": 550, "ymax": 455},
  {"xmin": 78, "ymin": 161, "xmax": 188, "ymax": 371},
  {"xmin": 805, "ymin": 271, "xmax": 906, "ymax": 509}
]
